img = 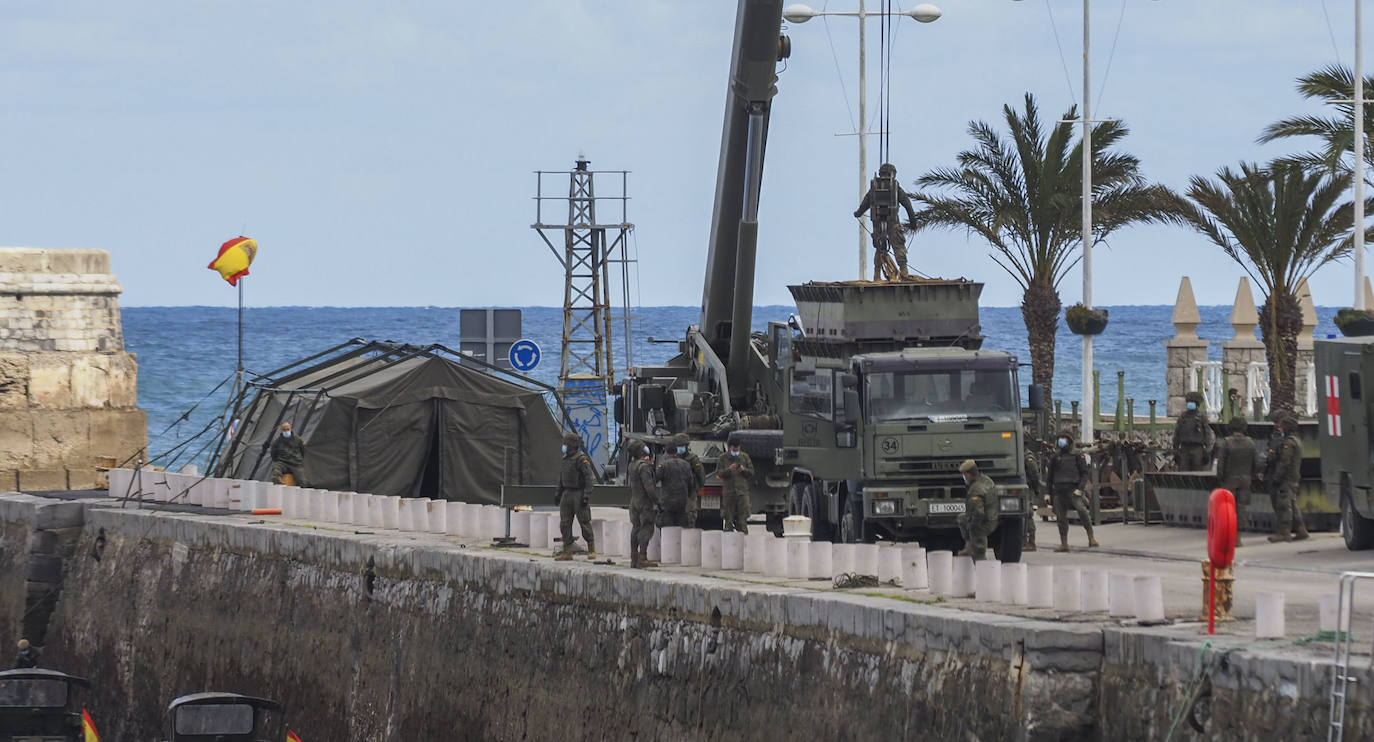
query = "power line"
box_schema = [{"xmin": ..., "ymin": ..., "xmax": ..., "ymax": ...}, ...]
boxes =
[
  {"xmin": 1043, "ymin": 0, "xmax": 1079, "ymax": 104},
  {"xmin": 1096, "ymin": 0, "xmax": 1130, "ymax": 111}
]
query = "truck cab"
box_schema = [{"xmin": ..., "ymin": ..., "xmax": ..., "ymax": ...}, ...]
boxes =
[
  {"xmin": 1315, "ymin": 337, "xmax": 1374, "ymax": 550},
  {"xmin": 0, "ymin": 669, "xmax": 91, "ymax": 742},
  {"xmin": 165, "ymin": 693, "xmax": 284, "ymax": 742}
]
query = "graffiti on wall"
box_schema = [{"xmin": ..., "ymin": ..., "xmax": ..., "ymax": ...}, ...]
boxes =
[{"xmin": 562, "ymin": 378, "xmax": 608, "ymax": 470}]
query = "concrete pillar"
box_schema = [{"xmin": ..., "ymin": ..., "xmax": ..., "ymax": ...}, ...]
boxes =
[
  {"xmin": 1296, "ymin": 279, "xmax": 1318, "ymax": 415},
  {"xmin": 1165, "ymin": 277, "xmax": 1210, "ymax": 417},
  {"xmin": 1221, "ymin": 277, "xmax": 1266, "ymax": 415}
]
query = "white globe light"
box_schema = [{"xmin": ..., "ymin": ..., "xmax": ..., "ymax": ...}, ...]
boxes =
[
  {"xmin": 908, "ymin": 3, "xmax": 942, "ymax": 22},
  {"xmin": 783, "ymin": 3, "xmax": 817, "ymax": 23}
]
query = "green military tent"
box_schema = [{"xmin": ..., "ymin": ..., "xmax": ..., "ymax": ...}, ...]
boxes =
[{"xmin": 213, "ymin": 341, "xmax": 563, "ymax": 503}]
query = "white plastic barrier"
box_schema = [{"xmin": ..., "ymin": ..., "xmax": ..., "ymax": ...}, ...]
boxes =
[
  {"xmin": 786, "ymin": 538, "xmax": 809, "ymax": 579},
  {"xmin": 1028, "ymin": 565, "xmax": 1054, "ymax": 608},
  {"xmin": 854, "ymin": 544, "xmax": 880, "ymax": 577},
  {"xmin": 878, "ymin": 546, "xmax": 902, "ymax": 584},
  {"xmin": 744, "ymin": 533, "xmax": 768, "ymax": 573},
  {"xmin": 107, "ymin": 468, "xmax": 130, "ymax": 498},
  {"xmin": 1133, "ymin": 575, "xmax": 1165, "ymax": 622},
  {"xmin": 681, "ymin": 528, "xmax": 703, "ymax": 566},
  {"xmin": 546, "ymin": 513, "xmax": 562, "ymax": 549},
  {"xmin": 1002, "ymin": 563, "xmax": 1029, "ymax": 605},
  {"xmin": 927, "ymin": 551, "xmax": 954, "ymax": 596},
  {"xmin": 809, "ymin": 541, "xmax": 832, "ymax": 579},
  {"xmin": 721, "ymin": 532, "xmax": 744, "ymax": 570},
  {"xmin": 322, "ymin": 491, "xmax": 341, "ymax": 523},
  {"xmin": 647, "ymin": 528, "xmax": 662, "ymax": 562},
  {"xmin": 382, "ymin": 496, "xmax": 401, "ymax": 530},
  {"xmin": 1108, "ymin": 574, "xmax": 1135, "ymax": 617},
  {"xmin": 765, "ymin": 537, "xmax": 788, "ymax": 578},
  {"xmin": 1256, "ymin": 592, "xmax": 1285, "ymax": 638},
  {"xmin": 832, "ymin": 544, "xmax": 855, "ymax": 577},
  {"xmin": 212, "ymin": 479, "xmax": 232, "ymax": 510},
  {"xmin": 1081, "ymin": 571, "xmax": 1109, "ymax": 613},
  {"xmin": 1320, "ymin": 593, "xmax": 1353, "ymax": 633},
  {"xmin": 266, "ymin": 484, "xmax": 286, "ymax": 511},
  {"xmin": 616, "ymin": 520, "xmax": 634, "ymax": 557},
  {"xmin": 951, "ymin": 556, "xmax": 976, "ymax": 598},
  {"xmin": 1053, "ymin": 567, "xmax": 1082, "ymax": 611},
  {"xmin": 444, "ymin": 502, "xmax": 462, "ymax": 535},
  {"xmin": 481, "ymin": 505, "xmax": 503, "ymax": 539},
  {"xmin": 974, "ymin": 560, "xmax": 1002, "ymax": 602},
  {"xmin": 900, "ymin": 546, "xmax": 928, "ymax": 590},
  {"xmin": 333, "ymin": 491, "xmax": 351, "ymax": 523},
  {"xmin": 528, "ymin": 513, "xmax": 549, "ymax": 549},
  {"xmin": 511, "ymin": 510, "xmax": 532, "ymax": 545},
  {"xmin": 702, "ymin": 531, "xmax": 724, "ymax": 570},
  {"xmin": 660, "ymin": 527, "xmax": 683, "ymax": 565},
  {"xmin": 428, "ymin": 500, "xmax": 447, "ymax": 534},
  {"xmin": 414, "ymin": 499, "xmax": 434, "ymax": 532}
]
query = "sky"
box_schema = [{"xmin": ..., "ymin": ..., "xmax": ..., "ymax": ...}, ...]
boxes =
[{"xmin": 0, "ymin": 0, "xmax": 1367, "ymax": 309}]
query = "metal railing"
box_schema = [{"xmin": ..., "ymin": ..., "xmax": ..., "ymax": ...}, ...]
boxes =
[
  {"xmin": 1189, "ymin": 361, "xmax": 1224, "ymax": 414},
  {"xmin": 1328, "ymin": 571, "xmax": 1374, "ymax": 741}
]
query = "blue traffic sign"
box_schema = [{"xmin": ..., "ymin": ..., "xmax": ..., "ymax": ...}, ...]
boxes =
[{"xmin": 509, "ymin": 339, "xmax": 541, "ymax": 372}]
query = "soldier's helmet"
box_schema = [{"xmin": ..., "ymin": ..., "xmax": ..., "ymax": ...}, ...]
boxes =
[
  {"xmin": 878, "ymin": 162, "xmax": 896, "ymax": 177},
  {"xmin": 562, "ymin": 432, "xmax": 583, "ymax": 448},
  {"xmin": 626, "ymin": 440, "xmax": 645, "ymax": 458},
  {"xmin": 1185, "ymin": 391, "xmax": 1204, "ymax": 405},
  {"xmin": 1280, "ymin": 414, "xmax": 1300, "ymax": 431},
  {"xmin": 673, "ymin": 433, "xmax": 690, "ymax": 447},
  {"xmin": 1228, "ymin": 415, "xmax": 1248, "ymax": 433}
]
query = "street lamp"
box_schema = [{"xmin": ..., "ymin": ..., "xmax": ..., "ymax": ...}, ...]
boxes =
[
  {"xmin": 783, "ymin": 3, "xmax": 941, "ymax": 280},
  {"xmin": 1355, "ymin": 1, "xmax": 1367, "ymax": 311}
]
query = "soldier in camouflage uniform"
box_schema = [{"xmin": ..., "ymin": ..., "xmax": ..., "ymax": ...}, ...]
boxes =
[
  {"xmin": 269, "ymin": 421, "xmax": 309, "ymax": 486},
  {"xmin": 627, "ymin": 442, "xmax": 659, "ymax": 568},
  {"xmin": 674, "ymin": 433, "xmax": 706, "ymax": 527},
  {"xmin": 655, "ymin": 445, "xmax": 695, "ymax": 529},
  {"xmin": 854, "ymin": 163, "xmax": 919, "ymax": 281},
  {"xmin": 1173, "ymin": 391, "xmax": 1214, "ymax": 470},
  {"xmin": 718, "ymin": 439, "xmax": 753, "ymax": 533},
  {"xmin": 956, "ymin": 460, "xmax": 1000, "ymax": 561},
  {"xmin": 1266, "ymin": 414, "xmax": 1310, "ymax": 543},
  {"xmin": 554, "ymin": 433, "xmax": 597, "ymax": 561},
  {"xmin": 1023, "ymin": 444, "xmax": 1044, "ymax": 552},
  {"xmin": 1048, "ymin": 431, "xmax": 1099, "ymax": 552},
  {"xmin": 1215, "ymin": 415, "xmax": 1258, "ymax": 546}
]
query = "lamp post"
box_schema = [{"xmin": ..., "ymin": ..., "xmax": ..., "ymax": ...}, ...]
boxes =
[
  {"xmin": 783, "ymin": 3, "xmax": 941, "ymax": 280},
  {"xmin": 1356, "ymin": 0, "xmax": 1367, "ymax": 311},
  {"xmin": 1013, "ymin": 0, "xmax": 1098, "ymax": 443}
]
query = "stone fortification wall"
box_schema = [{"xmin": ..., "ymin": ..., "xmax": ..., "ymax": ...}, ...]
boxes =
[
  {"xmin": 0, "ymin": 495, "xmax": 89, "ymax": 653},
  {"xmin": 0, "ymin": 247, "xmax": 146, "ymax": 490},
  {"xmin": 12, "ymin": 500, "xmax": 1365, "ymax": 742}
]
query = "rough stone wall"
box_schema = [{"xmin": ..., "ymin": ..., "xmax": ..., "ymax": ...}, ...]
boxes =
[
  {"xmin": 44, "ymin": 508, "xmax": 1103, "ymax": 742},
  {"xmin": 0, "ymin": 494, "xmax": 87, "ymax": 651},
  {"xmin": 0, "ymin": 247, "xmax": 146, "ymax": 489}
]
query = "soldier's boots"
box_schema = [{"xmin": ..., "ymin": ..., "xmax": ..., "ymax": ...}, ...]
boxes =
[
  {"xmin": 1087, "ymin": 533, "xmax": 1100, "ymax": 549},
  {"xmin": 630, "ymin": 552, "xmax": 642, "ymax": 569},
  {"xmin": 956, "ymin": 545, "xmax": 975, "ymax": 558},
  {"xmin": 1268, "ymin": 524, "xmax": 1292, "ymax": 543},
  {"xmin": 1293, "ymin": 519, "xmax": 1311, "ymax": 541},
  {"xmin": 639, "ymin": 552, "xmax": 659, "ymax": 568},
  {"xmin": 1054, "ymin": 536, "xmax": 1070, "ymax": 553},
  {"xmin": 586, "ymin": 545, "xmax": 597, "ymax": 560},
  {"xmin": 555, "ymin": 549, "xmax": 573, "ymax": 561},
  {"xmin": 1024, "ymin": 541, "xmax": 1038, "ymax": 552}
]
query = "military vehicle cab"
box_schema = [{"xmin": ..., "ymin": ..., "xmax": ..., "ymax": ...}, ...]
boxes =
[
  {"xmin": 1315, "ymin": 337, "xmax": 1374, "ymax": 550},
  {"xmin": 0, "ymin": 668, "xmax": 92, "ymax": 742},
  {"xmin": 165, "ymin": 693, "xmax": 284, "ymax": 742}
]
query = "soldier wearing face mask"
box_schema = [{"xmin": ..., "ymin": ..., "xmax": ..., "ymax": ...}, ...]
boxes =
[
  {"xmin": 269, "ymin": 421, "xmax": 308, "ymax": 487},
  {"xmin": 1047, "ymin": 431, "xmax": 1098, "ymax": 552},
  {"xmin": 673, "ymin": 433, "xmax": 706, "ymax": 527},
  {"xmin": 1173, "ymin": 391, "xmax": 1214, "ymax": 470}
]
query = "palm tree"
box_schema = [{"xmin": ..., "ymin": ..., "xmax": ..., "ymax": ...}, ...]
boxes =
[
  {"xmin": 907, "ymin": 93, "xmax": 1181, "ymax": 401},
  {"xmin": 1174, "ymin": 161, "xmax": 1367, "ymax": 412},
  {"xmin": 1259, "ymin": 64, "xmax": 1374, "ymax": 173}
]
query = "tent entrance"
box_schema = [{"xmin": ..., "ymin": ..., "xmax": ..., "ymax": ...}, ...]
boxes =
[{"xmin": 416, "ymin": 399, "xmax": 444, "ymax": 499}]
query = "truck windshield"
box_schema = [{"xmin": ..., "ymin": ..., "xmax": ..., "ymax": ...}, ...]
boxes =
[
  {"xmin": 0, "ymin": 678, "xmax": 68, "ymax": 708},
  {"xmin": 175, "ymin": 704, "xmax": 256, "ymax": 735},
  {"xmin": 865, "ymin": 369, "xmax": 1015, "ymax": 422}
]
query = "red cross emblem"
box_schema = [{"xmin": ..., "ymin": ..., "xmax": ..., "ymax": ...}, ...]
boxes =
[{"xmin": 1326, "ymin": 375, "xmax": 1342, "ymax": 437}]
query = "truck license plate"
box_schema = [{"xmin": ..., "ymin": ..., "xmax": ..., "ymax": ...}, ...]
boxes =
[
  {"xmin": 700, "ymin": 495, "xmax": 721, "ymax": 510},
  {"xmin": 928, "ymin": 502, "xmax": 966, "ymax": 514}
]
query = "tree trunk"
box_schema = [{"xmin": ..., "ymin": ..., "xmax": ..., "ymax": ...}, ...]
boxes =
[
  {"xmin": 1259, "ymin": 291, "xmax": 1303, "ymax": 415},
  {"xmin": 1021, "ymin": 283, "xmax": 1062, "ymax": 404}
]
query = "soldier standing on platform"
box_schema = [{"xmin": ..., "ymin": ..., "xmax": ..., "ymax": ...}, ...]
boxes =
[
  {"xmin": 1173, "ymin": 391, "xmax": 1214, "ymax": 470},
  {"xmin": 854, "ymin": 163, "xmax": 918, "ymax": 281},
  {"xmin": 1215, "ymin": 415, "xmax": 1258, "ymax": 546},
  {"xmin": 718, "ymin": 438, "xmax": 754, "ymax": 533},
  {"xmin": 555, "ymin": 433, "xmax": 597, "ymax": 561},
  {"xmin": 627, "ymin": 442, "xmax": 659, "ymax": 568}
]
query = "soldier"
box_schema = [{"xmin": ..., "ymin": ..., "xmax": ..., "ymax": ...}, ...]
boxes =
[
  {"xmin": 674, "ymin": 433, "xmax": 706, "ymax": 527},
  {"xmin": 1023, "ymin": 444, "xmax": 1044, "ymax": 552},
  {"xmin": 655, "ymin": 445, "xmax": 695, "ymax": 529},
  {"xmin": 269, "ymin": 421, "xmax": 308, "ymax": 487},
  {"xmin": 718, "ymin": 439, "xmax": 754, "ymax": 533},
  {"xmin": 627, "ymin": 442, "xmax": 659, "ymax": 568},
  {"xmin": 13, "ymin": 639, "xmax": 38, "ymax": 669},
  {"xmin": 854, "ymin": 163, "xmax": 919, "ymax": 281},
  {"xmin": 1173, "ymin": 391, "xmax": 1214, "ymax": 470},
  {"xmin": 554, "ymin": 433, "xmax": 597, "ymax": 561},
  {"xmin": 1215, "ymin": 415, "xmax": 1258, "ymax": 546},
  {"xmin": 1047, "ymin": 431, "xmax": 1099, "ymax": 552},
  {"xmin": 956, "ymin": 460, "xmax": 1000, "ymax": 560},
  {"xmin": 1266, "ymin": 414, "xmax": 1310, "ymax": 543}
]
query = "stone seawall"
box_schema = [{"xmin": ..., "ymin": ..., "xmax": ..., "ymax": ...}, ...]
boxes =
[{"xmin": 2, "ymin": 497, "xmax": 1368, "ymax": 741}]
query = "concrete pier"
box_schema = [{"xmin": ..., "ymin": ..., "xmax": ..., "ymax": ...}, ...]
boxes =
[{"xmin": 1, "ymin": 488, "xmax": 1370, "ymax": 741}]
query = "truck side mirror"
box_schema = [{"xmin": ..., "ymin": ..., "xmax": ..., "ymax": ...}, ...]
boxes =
[
  {"xmin": 839, "ymin": 372, "xmax": 858, "ymax": 390},
  {"xmin": 613, "ymin": 395, "xmax": 625, "ymax": 424},
  {"xmin": 1028, "ymin": 384, "xmax": 1046, "ymax": 411},
  {"xmin": 843, "ymin": 390, "xmax": 861, "ymax": 424}
]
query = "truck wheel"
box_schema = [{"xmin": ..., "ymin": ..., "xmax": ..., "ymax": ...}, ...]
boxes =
[
  {"xmin": 800, "ymin": 482, "xmax": 836, "ymax": 542},
  {"xmin": 993, "ymin": 517, "xmax": 1024, "ymax": 563},
  {"xmin": 1342, "ymin": 491, "xmax": 1374, "ymax": 551}
]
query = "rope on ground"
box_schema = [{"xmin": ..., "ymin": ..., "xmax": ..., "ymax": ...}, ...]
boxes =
[
  {"xmin": 1165, "ymin": 640, "xmax": 1214, "ymax": 741},
  {"xmin": 833, "ymin": 573, "xmax": 880, "ymax": 589}
]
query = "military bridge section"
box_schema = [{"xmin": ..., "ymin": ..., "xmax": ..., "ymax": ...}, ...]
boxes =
[{"xmin": 0, "ymin": 492, "xmax": 1368, "ymax": 741}]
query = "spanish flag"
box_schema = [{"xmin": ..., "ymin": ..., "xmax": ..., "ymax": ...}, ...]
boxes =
[
  {"xmin": 287, "ymin": 731, "xmax": 303, "ymax": 742},
  {"xmin": 82, "ymin": 708, "xmax": 100, "ymax": 741},
  {"xmin": 208, "ymin": 236, "xmax": 258, "ymax": 286}
]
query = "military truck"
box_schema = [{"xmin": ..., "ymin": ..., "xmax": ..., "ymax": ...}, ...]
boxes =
[
  {"xmin": 165, "ymin": 692, "xmax": 285, "ymax": 742},
  {"xmin": 1315, "ymin": 336, "xmax": 1374, "ymax": 550},
  {"xmin": 775, "ymin": 280, "xmax": 1029, "ymax": 559}
]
